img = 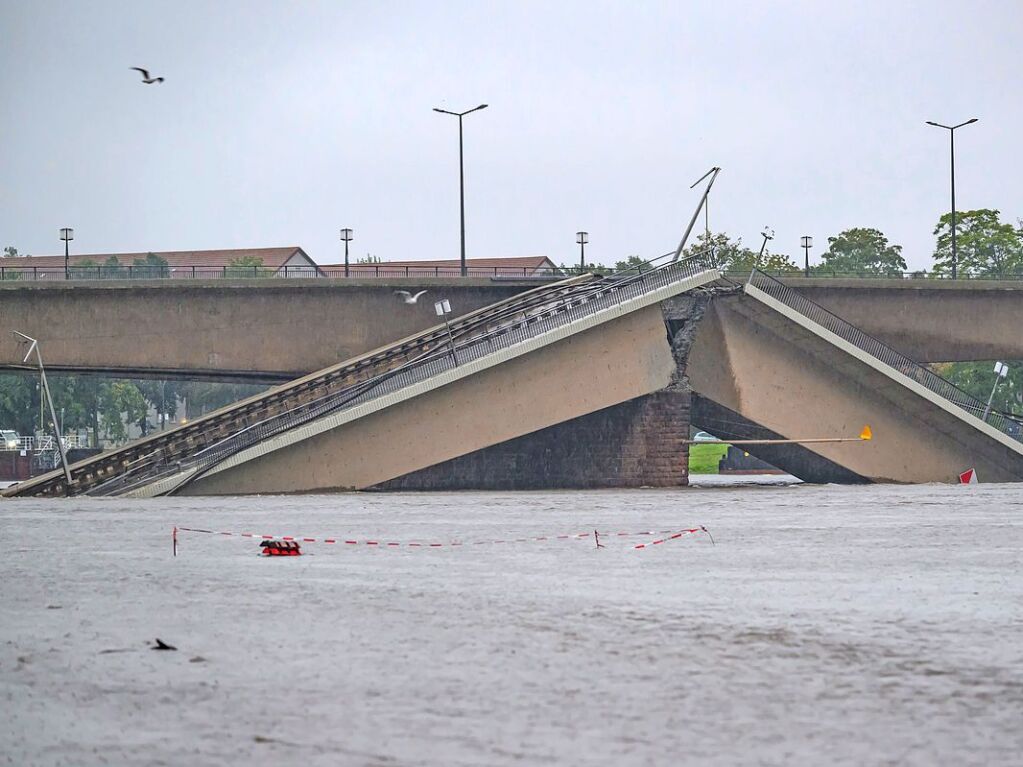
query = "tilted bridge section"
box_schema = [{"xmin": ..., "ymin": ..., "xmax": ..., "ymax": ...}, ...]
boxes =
[
  {"xmin": 6, "ymin": 255, "xmax": 723, "ymax": 498},
  {"xmin": 689, "ymin": 270, "xmax": 1023, "ymax": 483}
]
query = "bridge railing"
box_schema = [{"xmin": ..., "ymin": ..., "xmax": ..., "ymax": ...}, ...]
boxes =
[
  {"xmin": 0, "ymin": 435, "xmax": 92, "ymax": 452},
  {"xmin": 91, "ymin": 252, "xmax": 719, "ymax": 496},
  {"xmin": 0, "ymin": 252, "xmax": 683, "ymax": 282},
  {"xmin": 747, "ymin": 269, "xmax": 1023, "ymax": 442}
]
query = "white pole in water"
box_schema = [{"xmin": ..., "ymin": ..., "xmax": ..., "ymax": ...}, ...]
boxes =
[{"xmin": 13, "ymin": 331, "xmax": 73, "ymax": 492}]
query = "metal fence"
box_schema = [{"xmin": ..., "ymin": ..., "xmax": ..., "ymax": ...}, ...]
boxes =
[
  {"xmin": 90, "ymin": 252, "xmax": 718, "ymax": 496},
  {"xmin": 0, "ymin": 435, "xmax": 92, "ymax": 452},
  {"xmin": 747, "ymin": 269, "xmax": 1023, "ymax": 442}
]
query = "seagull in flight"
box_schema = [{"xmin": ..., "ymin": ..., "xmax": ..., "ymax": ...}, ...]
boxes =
[
  {"xmin": 394, "ymin": 290, "xmax": 428, "ymax": 304},
  {"xmin": 131, "ymin": 67, "xmax": 165, "ymax": 84}
]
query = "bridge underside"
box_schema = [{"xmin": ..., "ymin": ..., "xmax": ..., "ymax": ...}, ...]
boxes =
[{"xmin": 687, "ymin": 290, "xmax": 1023, "ymax": 484}]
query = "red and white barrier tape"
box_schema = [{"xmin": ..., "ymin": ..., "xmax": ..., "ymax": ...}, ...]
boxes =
[{"xmin": 173, "ymin": 525, "xmax": 711, "ymax": 552}]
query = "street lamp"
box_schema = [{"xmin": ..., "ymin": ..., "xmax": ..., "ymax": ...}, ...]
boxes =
[
  {"xmin": 434, "ymin": 298, "xmax": 458, "ymax": 364},
  {"xmin": 801, "ymin": 235, "xmax": 813, "ymax": 277},
  {"xmin": 59, "ymin": 227, "xmax": 73, "ymax": 280},
  {"xmin": 576, "ymin": 231, "xmax": 589, "ymax": 272},
  {"xmin": 340, "ymin": 228, "xmax": 353, "ymax": 277},
  {"xmin": 926, "ymin": 118, "xmax": 978, "ymax": 280},
  {"xmin": 983, "ymin": 361, "xmax": 1009, "ymax": 421},
  {"xmin": 12, "ymin": 331, "xmax": 72, "ymax": 492},
  {"xmin": 758, "ymin": 227, "xmax": 775, "ymax": 258},
  {"xmin": 433, "ymin": 103, "xmax": 489, "ymax": 277}
]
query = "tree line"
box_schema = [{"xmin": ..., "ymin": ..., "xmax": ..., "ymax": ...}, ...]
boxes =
[
  {"xmin": 560, "ymin": 208, "xmax": 1023, "ymax": 278},
  {"xmin": 0, "ymin": 375, "xmax": 264, "ymax": 445}
]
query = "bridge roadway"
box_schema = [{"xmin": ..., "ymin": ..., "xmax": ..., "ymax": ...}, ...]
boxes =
[
  {"xmin": 5, "ymin": 257, "xmax": 722, "ymax": 497},
  {"xmin": 2, "ymin": 277, "xmax": 1023, "ymax": 385}
]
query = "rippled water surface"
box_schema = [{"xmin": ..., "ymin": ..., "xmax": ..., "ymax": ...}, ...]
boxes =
[{"xmin": 2, "ymin": 484, "xmax": 1021, "ymax": 766}]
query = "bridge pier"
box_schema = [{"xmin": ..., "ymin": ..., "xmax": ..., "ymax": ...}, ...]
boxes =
[{"xmin": 373, "ymin": 389, "xmax": 691, "ymax": 491}]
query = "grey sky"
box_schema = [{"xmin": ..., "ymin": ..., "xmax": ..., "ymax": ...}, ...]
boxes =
[{"xmin": 2, "ymin": 0, "xmax": 1021, "ymax": 271}]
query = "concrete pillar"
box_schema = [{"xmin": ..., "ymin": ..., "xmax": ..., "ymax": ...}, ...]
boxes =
[{"xmin": 372, "ymin": 389, "xmax": 691, "ymax": 491}]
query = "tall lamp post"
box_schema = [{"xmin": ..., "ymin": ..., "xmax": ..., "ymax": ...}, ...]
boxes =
[
  {"xmin": 801, "ymin": 235, "xmax": 813, "ymax": 277},
  {"xmin": 926, "ymin": 118, "xmax": 978, "ymax": 280},
  {"xmin": 340, "ymin": 228, "xmax": 353, "ymax": 277},
  {"xmin": 13, "ymin": 332, "xmax": 72, "ymax": 493},
  {"xmin": 59, "ymin": 227, "xmax": 74, "ymax": 280},
  {"xmin": 433, "ymin": 103, "xmax": 488, "ymax": 277},
  {"xmin": 758, "ymin": 227, "xmax": 775, "ymax": 258},
  {"xmin": 576, "ymin": 231, "xmax": 589, "ymax": 272}
]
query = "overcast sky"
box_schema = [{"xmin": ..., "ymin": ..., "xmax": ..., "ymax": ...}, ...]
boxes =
[{"xmin": 2, "ymin": 0, "xmax": 1021, "ymax": 271}]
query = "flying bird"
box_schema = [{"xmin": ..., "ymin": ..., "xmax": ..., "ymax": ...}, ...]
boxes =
[
  {"xmin": 151, "ymin": 638, "xmax": 177, "ymax": 651},
  {"xmin": 394, "ymin": 290, "xmax": 428, "ymax": 304},
  {"xmin": 131, "ymin": 67, "xmax": 165, "ymax": 84}
]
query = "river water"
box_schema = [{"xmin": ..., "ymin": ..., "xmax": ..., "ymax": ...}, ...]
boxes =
[{"xmin": 1, "ymin": 483, "xmax": 1020, "ymax": 766}]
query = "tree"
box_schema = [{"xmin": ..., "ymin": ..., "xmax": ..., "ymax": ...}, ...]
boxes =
[
  {"xmin": 932, "ymin": 209, "xmax": 1023, "ymax": 277},
  {"xmin": 932, "ymin": 361, "xmax": 1023, "ymax": 416},
  {"xmin": 682, "ymin": 232, "xmax": 799, "ymax": 273},
  {"xmin": 3, "ymin": 246, "xmax": 24, "ymax": 258},
  {"xmin": 225, "ymin": 255, "xmax": 271, "ymax": 278},
  {"xmin": 814, "ymin": 228, "xmax": 907, "ymax": 276},
  {"xmin": 69, "ymin": 258, "xmax": 99, "ymax": 280},
  {"xmin": 102, "ymin": 256, "xmax": 126, "ymax": 279},
  {"xmin": 357, "ymin": 255, "xmax": 382, "ymax": 264},
  {"xmin": 98, "ymin": 382, "xmax": 147, "ymax": 443},
  {"xmin": 131, "ymin": 252, "xmax": 170, "ymax": 279}
]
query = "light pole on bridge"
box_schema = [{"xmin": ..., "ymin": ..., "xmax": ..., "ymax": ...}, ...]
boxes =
[
  {"xmin": 801, "ymin": 235, "xmax": 813, "ymax": 277},
  {"xmin": 433, "ymin": 103, "xmax": 488, "ymax": 277},
  {"xmin": 926, "ymin": 117, "xmax": 978, "ymax": 280},
  {"xmin": 59, "ymin": 228, "xmax": 73, "ymax": 280},
  {"xmin": 340, "ymin": 228, "xmax": 353, "ymax": 278}
]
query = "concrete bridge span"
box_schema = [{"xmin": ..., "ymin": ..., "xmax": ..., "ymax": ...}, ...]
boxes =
[
  {"xmin": 687, "ymin": 272, "xmax": 1023, "ymax": 484},
  {"xmin": 2, "ymin": 277, "xmax": 1023, "ymax": 385},
  {"xmin": 5, "ymin": 258, "xmax": 722, "ymax": 498}
]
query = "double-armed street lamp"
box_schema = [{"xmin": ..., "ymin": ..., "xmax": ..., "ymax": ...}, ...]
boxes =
[
  {"xmin": 576, "ymin": 231, "xmax": 589, "ymax": 272},
  {"xmin": 801, "ymin": 235, "xmax": 813, "ymax": 277},
  {"xmin": 926, "ymin": 118, "xmax": 978, "ymax": 280},
  {"xmin": 758, "ymin": 227, "xmax": 775, "ymax": 258},
  {"xmin": 59, "ymin": 227, "xmax": 74, "ymax": 280},
  {"xmin": 340, "ymin": 228, "xmax": 353, "ymax": 277},
  {"xmin": 433, "ymin": 103, "xmax": 488, "ymax": 277}
]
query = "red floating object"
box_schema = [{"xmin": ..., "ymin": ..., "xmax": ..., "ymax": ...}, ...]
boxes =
[{"xmin": 261, "ymin": 540, "xmax": 302, "ymax": 556}]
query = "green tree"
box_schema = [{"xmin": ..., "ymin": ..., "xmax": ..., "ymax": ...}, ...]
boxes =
[
  {"xmin": 683, "ymin": 232, "xmax": 799, "ymax": 274},
  {"xmin": 98, "ymin": 382, "xmax": 148, "ymax": 443},
  {"xmin": 69, "ymin": 258, "xmax": 99, "ymax": 280},
  {"xmin": 932, "ymin": 361, "xmax": 1023, "ymax": 416},
  {"xmin": 225, "ymin": 255, "xmax": 271, "ymax": 278},
  {"xmin": 357, "ymin": 255, "xmax": 382, "ymax": 264},
  {"xmin": 814, "ymin": 227, "xmax": 907, "ymax": 276},
  {"xmin": 178, "ymin": 381, "xmax": 265, "ymax": 418},
  {"xmin": 102, "ymin": 256, "xmax": 126, "ymax": 279},
  {"xmin": 0, "ymin": 374, "xmax": 39, "ymax": 434},
  {"xmin": 932, "ymin": 209, "xmax": 1023, "ymax": 277},
  {"xmin": 1, "ymin": 246, "xmax": 25, "ymax": 280},
  {"xmin": 131, "ymin": 252, "xmax": 170, "ymax": 279}
]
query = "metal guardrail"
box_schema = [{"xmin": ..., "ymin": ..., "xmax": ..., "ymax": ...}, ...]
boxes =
[
  {"xmin": 747, "ymin": 269, "xmax": 1023, "ymax": 442},
  {"xmin": 91, "ymin": 252, "xmax": 719, "ymax": 496},
  {"xmin": 0, "ymin": 435, "xmax": 91, "ymax": 452},
  {"xmin": 0, "ymin": 253, "xmax": 681, "ymax": 282}
]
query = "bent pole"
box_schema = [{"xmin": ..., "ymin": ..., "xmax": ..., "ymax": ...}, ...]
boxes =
[
  {"xmin": 13, "ymin": 331, "xmax": 73, "ymax": 492},
  {"xmin": 685, "ymin": 426, "xmax": 874, "ymax": 446},
  {"xmin": 673, "ymin": 166, "xmax": 720, "ymax": 262}
]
